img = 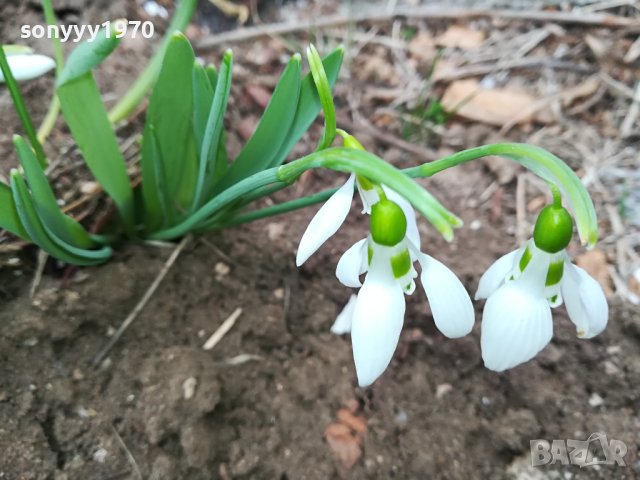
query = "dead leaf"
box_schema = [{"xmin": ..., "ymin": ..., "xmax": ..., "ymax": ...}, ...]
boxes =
[
  {"xmin": 408, "ymin": 31, "xmax": 436, "ymax": 61},
  {"xmin": 246, "ymin": 84, "xmax": 272, "ymax": 110},
  {"xmin": 435, "ymin": 25, "xmax": 485, "ymax": 50},
  {"xmin": 440, "ymin": 79, "xmax": 541, "ymax": 126},
  {"xmin": 337, "ymin": 408, "xmax": 367, "ymax": 434},
  {"xmin": 575, "ymin": 250, "xmax": 614, "ymax": 297},
  {"xmin": 324, "ymin": 423, "xmax": 362, "ymax": 471}
]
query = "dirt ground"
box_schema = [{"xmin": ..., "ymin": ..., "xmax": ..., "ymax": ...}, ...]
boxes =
[{"xmin": 1, "ymin": 1, "xmax": 640, "ymax": 479}]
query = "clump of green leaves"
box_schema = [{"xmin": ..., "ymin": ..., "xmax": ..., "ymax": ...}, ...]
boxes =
[{"xmin": 0, "ymin": 24, "xmax": 344, "ymax": 264}]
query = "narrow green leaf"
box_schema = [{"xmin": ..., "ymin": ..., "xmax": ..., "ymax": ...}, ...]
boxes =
[
  {"xmin": 14, "ymin": 135, "xmax": 93, "ymax": 248},
  {"xmin": 108, "ymin": 0, "xmax": 197, "ymax": 123},
  {"xmin": 206, "ymin": 64, "xmax": 218, "ymax": 90},
  {"xmin": 57, "ymin": 73, "xmax": 134, "ymax": 230},
  {"xmin": 140, "ymin": 125, "xmax": 171, "ymax": 229},
  {"xmin": 214, "ymin": 54, "xmax": 302, "ymax": 192},
  {"xmin": 142, "ymin": 32, "xmax": 196, "ymax": 228},
  {"xmin": 192, "ymin": 62, "xmax": 214, "ymax": 152},
  {"xmin": 0, "ymin": 181, "xmax": 30, "ymax": 240},
  {"xmin": 10, "ymin": 171, "xmax": 111, "ymax": 265},
  {"xmin": 271, "ymin": 47, "xmax": 344, "ymax": 167},
  {"xmin": 191, "ymin": 50, "xmax": 233, "ymax": 209}
]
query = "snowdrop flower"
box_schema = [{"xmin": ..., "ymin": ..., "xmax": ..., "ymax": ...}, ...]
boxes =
[
  {"xmin": 476, "ymin": 203, "xmax": 608, "ymax": 372},
  {"xmin": 295, "ymin": 133, "xmax": 387, "ymax": 267},
  {"xmin": 0, "ymin": 48, "xmax": 55, "ymax": 83},
  {"xmin": 300, "ymin": 188, "xmax": 474, "ymax": 387}
]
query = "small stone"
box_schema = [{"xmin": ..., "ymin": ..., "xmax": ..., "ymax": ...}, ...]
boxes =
[
  {"xmin": 604, "ymin": 360, "xmax": 621, "ymax": 376},
  {"xmin": 588, "ymin": 393, "xmax": 604, "ymax": 407},
  {"xmin": 23, "ymin": 337, "xmax": 38, "ymax": 347},
  {"xmin": 215, "ymin": 262, "xmax": 230, "ymax": 276},
  {"xmin": 7, "ymin": 257, "xmax": 21, "ymax": 266},
  {"xmin": 126, "ymin": 394, "xmax": 136, "ymax": 403},
  {"xmin": 273, "ymin": 288, "xmax": 284, "ymax": 300},
  {"xmin": 436, "ymin": 383, "xmax": 453, "ymax": 399},
  {"xmin": 100, "ymin": 358, "xmax": 113, "ymax": 370},
  {"xmin": 92, "ymin": 447, "xmax": 108, "ymax": 463},
  {"xmin": 469, "ymin": 220, "xmax": 482, "ymax": 231},
  {"xmin": 606, "ymin": 345, "xmax": 622, "ymax": 355},
  {"xmin": 80, "ymin": 181, "xmax": 100, "ymax": 195},
  {"xmin": 267, "ymin": 223, "xmax": 285, "ymax": 240},
  {"xmin": 72, "ymin": 368, "xmax": 85, "ymax": 381},
  {"xmin": 182, "ymin": 377, "xmax": 198, "ymax": 400},
  {"xmin": 106, "ymin": 326, "xmax": 116, "ymax": 337}
]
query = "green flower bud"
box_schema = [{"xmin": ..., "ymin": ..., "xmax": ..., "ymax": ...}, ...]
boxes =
[
  {"xmin": 533, "ymin": 204, "xmax": 574, "ymax": 254},
  {"xmin": 343, "ymin": 134, "xmax": 365, "ymax": 151},
  {"xmin": 370, "ymin": 199, "xmax": 407, "ymax": 246}
]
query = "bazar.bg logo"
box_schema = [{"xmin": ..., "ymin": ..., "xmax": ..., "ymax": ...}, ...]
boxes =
[
  {"xmin": 20, "ymin": 20, "xmax": 154, "ymax": 43},
  {"xmin": 531, "ymin": 432, "xmax": 627, "ymax": 467}
]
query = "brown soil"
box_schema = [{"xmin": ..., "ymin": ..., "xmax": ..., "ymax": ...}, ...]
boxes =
[{"xmin": 1, "ymin": 1, "xmax": 640, "ymax": 479}]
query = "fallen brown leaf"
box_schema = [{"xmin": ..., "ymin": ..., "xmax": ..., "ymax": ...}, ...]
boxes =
[
  {"xmin": 436, "ymin": 25, "xmax": 485, "ymax": 50},
  {"xmin": 337, "ymin": 408, "xmax": 367, "ymax": 434},
  {"xmin": 324, "ymin": 423, "xmax": 362, "ymax": 471},
  {"xmin": 575, "ymin": 249, "xmax": 614, "ymax": 297},
  {"xmin": 409, "ymin": 31, "xmax": 436, "ymax": 61},
  {"xmin": 441, "ymin": 79, "xmax": 542, "ymax": 126},
  {"xmin": 246, "ymin": 84, "xmax": 272, "ymax": 110}
]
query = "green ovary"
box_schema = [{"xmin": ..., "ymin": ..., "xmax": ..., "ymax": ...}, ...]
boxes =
[{"xmin": 391, "ymin": 249, "xmax": 412, "ymax": 278}]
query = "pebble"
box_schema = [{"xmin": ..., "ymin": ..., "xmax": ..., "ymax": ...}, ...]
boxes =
[
  {"xmin": 92, "ymin": 447, "xmax": 108, "ymax": 463},
  {"xmin": 436, "ymin": 383, "xmax": 453, "ymax": 399},
  {"xmin": 182, "ymin": 377, "xmax": 198, "ymax": 400},
  {"xmin": 588, "ymin": 393, "xmax": 604, "ymax": 407},
  {"xmin": 273, "ymin": 288, "xmax": 284, "ymax": 300},
  {"xmin": 215, "ymin": 262, "xmax": 230, "ymax": 277}
]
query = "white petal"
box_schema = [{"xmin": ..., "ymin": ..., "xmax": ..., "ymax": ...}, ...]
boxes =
[
  {"xmin": 331, "ymin": 294, "xmax": 357, "ymax": 335},
  {"xmin": 561, "ymin": 263, "xmax": 608, "ymax": 339},
  {"xmin": 296, "ymin": 174, "xmax": 355, "ymax": 266},
  {"xmin": 481, "ymin": 281, "xmax": 553, "ymax": 371},
  {"xmin": 336, "ymin": 238, "xmax": 368, "ymax": 287},
  {"xmin": 0, "ymin": 54, "xmax": 55, "ymax": 83},
  {"xmin": 351, "ymin": 267, "xmax": 405, "ymax": 387},
  {"xmin": 356, "ymin": 180, "xmax": 379, "ymax": 214},
  {"xmin": 475, "ymin": 248, "xmax": 521, "ymax": 300},
  {"xmin": 419, "ymin": 254, "xmax": 474, "ymax": 338},
  {"xmin": 384, "ymin": 186, "xmax": 420, "ymax": 247}
]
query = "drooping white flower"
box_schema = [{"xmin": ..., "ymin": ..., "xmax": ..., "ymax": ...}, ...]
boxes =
[
  {"xmin": 476, "ymin": 204, "xmax": 608, "ymax": 372},
  {"xmin": 0, "ymin": 49, "xmax": 55, "ymax": 83},
  {"xmin": 330, "ymin": 198, "xmax": 474, "ymax": 387}
]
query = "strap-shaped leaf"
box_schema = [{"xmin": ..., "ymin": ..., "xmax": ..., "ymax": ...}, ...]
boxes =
[
  {"xmin": 213, "ymin": 54, "xmax": 302, "ymax": 193},
  {"xmin": 58, "ymin": 74, "xmax": 134, "ymax": 230},
  {"xmin": 0, "ymin": 181, "xmax": 30, "ymax": 240},
  {"xmin": 142, "ymin": 32, "xmax": 196, "ymax": 229},
  {"xmin": 270, "ymin": 47, "xmax": 344, "ymax": 167},
  {"xmin": 57, "ymin": 26, "xmax": 133, "ymax": 230},
  {"xmin": 10, "ymin": 171, "xmax": 111, "ymax": 265},
  {"xmin": 192, "ymin": 62, "xmax": 214, "ymax": 152},
  {"xmin": 191, "ymin": 50, "xmax": 233, "ymax": 209},
  {"xmin": 14, "ymin": 135, "xmax": 93, "ymax": 248}
]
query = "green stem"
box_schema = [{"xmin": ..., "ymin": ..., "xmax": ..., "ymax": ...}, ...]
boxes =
[
  {"xmin": 0, "ymin": 45, "xmax": 48, "ymax": 168},
  {"xmin": 405, "ymin": 143, "xmax": 598, "ymax": 247},
  {"xmin": 107, "ymin": 0, "xmax": 197, "ymax": 123},
  {"xmin": 37, "ymin": 0, "xmax": 64, "ymax": 144},
  {"xmin": 149, "ymin": 169, "xmax": 286, "ymax": 239},
  {"xmin": 216, "ymin": 188, "xmax": 337, "ymax": 228}
]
